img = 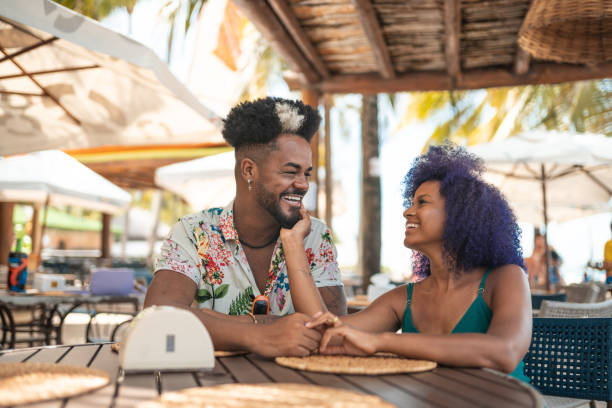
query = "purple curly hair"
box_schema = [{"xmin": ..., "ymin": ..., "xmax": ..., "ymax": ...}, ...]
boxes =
[{"xmin": 402, "ymin": 143, "xmax": 525, "ymax": 278}]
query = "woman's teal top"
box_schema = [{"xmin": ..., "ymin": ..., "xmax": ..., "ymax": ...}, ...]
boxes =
[{"xmin": 401, "ymin": 269, "xmax": 530, "ymax": 383}]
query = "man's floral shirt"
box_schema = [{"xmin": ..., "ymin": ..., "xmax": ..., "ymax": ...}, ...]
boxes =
[{"xmin": 155, "ymin": 202, "xmax": 342, "ymax": 316}]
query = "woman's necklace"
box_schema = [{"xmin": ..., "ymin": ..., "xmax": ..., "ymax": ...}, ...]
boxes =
[{"xmin": 239, "ymin": 234, "xmax": 279, "ymax": 249}]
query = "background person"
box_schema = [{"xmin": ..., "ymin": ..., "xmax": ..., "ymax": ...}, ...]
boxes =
[{"xmin": 525, "ymin": 231, "xmax": 565, "ymax": 291}]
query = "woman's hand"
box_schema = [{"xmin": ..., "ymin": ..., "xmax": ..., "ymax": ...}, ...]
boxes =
[
  {"xmin": 280, "ymin": 207, "xmax": 311, "ymax": 243},
  {"xmin": 305, "ymin": 311, "xmax": 343, "ymax": 330},
  {"xmin": 319, "ymin": 325, "xmax": 379, "ymax": 356},
  {"xmin": 306, "ymin": 311, "xmax": 379, "ymax": 355}
]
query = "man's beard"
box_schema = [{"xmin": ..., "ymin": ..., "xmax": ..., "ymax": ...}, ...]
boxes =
[{"xmin": 254, "ymin": 181, "xmax": 304, "ymax": 228}]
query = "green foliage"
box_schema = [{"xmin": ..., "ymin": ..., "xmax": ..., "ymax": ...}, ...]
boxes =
[
  {"xmin": 229, "ymin": 287, "xmax": 253, "ymax": 316},
  {"xmin": 398, "ymin": 79, "xmax": 612, "ymax": 150},
  {"xmin": 53, "ymin": 0, "xmax": 137, "ymax": 20},
  {"xmin": 158, "ymin": 0, "xmax": 208, "ymax": 62}
]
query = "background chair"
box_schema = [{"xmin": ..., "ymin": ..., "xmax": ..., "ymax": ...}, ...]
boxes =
[
  {"xmin": 592, "ymin": 282, "xmax": 610, "ymax": 302},
  {"xmin": 525, "ymin": 317, "xmax": 612, "ymax": 408},
  {"xmin": 563, "ymin": 283, "xmax": 601, "ymax": 303},
  {"xmin": 539, "ymin": 299, "xmax": 612, "ymax": 318},
  {"xmin": 531, "ymin": 293, "xmax": 567, "ymax": 310}
]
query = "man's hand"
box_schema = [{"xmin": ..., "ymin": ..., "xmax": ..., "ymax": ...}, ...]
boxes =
[
  {"xmin": 280, "ymin": 207, "xmax": 311, "ymax": 243},
  {"xmin": 246, "ymin": 313, "xmax": 321, "ymax": 357}
]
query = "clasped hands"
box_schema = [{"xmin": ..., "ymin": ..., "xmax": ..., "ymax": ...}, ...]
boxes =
[{"xmin": 303, "ymin": 311, "xmax": 378, "ymax": 356}]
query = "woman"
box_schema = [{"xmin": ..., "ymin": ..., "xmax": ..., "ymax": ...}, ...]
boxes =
[{"xmin": 281, "ymin": 144, "xmax": 532, "ymax": 382}]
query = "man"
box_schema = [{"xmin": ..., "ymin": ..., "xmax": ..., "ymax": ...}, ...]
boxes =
[{"xmin": 145, "ymin": 97, "xmax": 346, "ymax": 357}]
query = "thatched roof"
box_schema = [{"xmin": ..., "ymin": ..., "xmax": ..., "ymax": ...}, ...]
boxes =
[{"xmin": 233, "ymin": 0, "xmax": 611, "ymax": 93}]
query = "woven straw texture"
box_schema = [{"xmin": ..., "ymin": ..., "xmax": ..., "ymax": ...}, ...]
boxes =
[
  {"xmin": 275, "ymin": 354, "xmax": 436, "ymax": 375},
  {"xmin": 518, "ymin": 0, "xmax": 612, "ymax": 64},
  {"xmin": 531, "ymin": 293, "xmax": 567, "ymax": 310},
  {"xmin": 539, "ymin": 299, "xmax": 612, "ymax": 318},
  {"xmin": 137, "ymin": 383, "xmax": 395, "ymax": 407},
  {"xmin": 525, "ymin": 317, "xmax": 612, "ymax": 401},
  {"xmin": 0, "ymin": 362, "xmax": 110, "ymax": 407}
]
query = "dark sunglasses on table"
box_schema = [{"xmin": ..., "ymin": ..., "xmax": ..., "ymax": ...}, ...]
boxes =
[{"xmin": 249, "ymin": 294, "xmax": 270, "ymax": 315}]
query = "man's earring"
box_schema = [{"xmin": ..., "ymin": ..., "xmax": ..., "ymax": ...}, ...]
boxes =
[{"xmin": 248, "ymin": 179, "xmax": 253, "ymax": 191}]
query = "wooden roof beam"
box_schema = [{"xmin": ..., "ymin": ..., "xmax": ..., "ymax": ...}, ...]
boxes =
[
  {"xmin": 351, "ymin": 0, "xmax": 395, "ymax": 79},
  {"xmin": 267, "ymin": 0, "xmax": 330, "ymax": 79},
  {"xmin": 232, "ymin": 0, "xmax": 320, "ymax": 84},
  {"xmin": 444, "ymin": 0, "xmax": 461, "ymax": 85},
  {"xmin": 312, "ymin": 62, "xmax": 612, "ymax": 94}
]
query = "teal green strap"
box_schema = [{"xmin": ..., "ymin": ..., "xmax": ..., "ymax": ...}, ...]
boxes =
[
  {"xmin": 478, "ymin": 268, "xmax": 491, "ymax": 294},
  {"xmin": 406, "ymin": 283, "xmax": 414, "ymax": 305}
]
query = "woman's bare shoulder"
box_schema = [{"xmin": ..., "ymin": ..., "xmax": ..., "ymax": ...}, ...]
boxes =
[
  {"xmin": 490, "ymin": 264, "xmax": 526, "ymax": 278},
  {"xmin": 486, "ymin": 264, "xmax": 530, "ymax": 299}
]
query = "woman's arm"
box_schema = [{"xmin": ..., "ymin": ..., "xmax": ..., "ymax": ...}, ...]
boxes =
[
  {"xmin": 282, "ymin": 208, "xmax": 405, "ymax": 332},
  {"xmin": 319, "ymin": 265, "xmax": 532, "ymax": 374},
  {"xmin": 281, "ymin": 208, "xmax": 328, "ymax": 316}
]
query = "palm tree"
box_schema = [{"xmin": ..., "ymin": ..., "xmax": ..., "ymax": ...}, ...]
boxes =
[
  {"xmin": 158, "ymin": 0, "xmax": 208, "ymax": 63},
  {"xmin": 53, "ymin": 0, "xmax": 138, "ymax": 22},
  {"xmin": 397, "ymin": 79, "xmax": 612, "ymax": 148}
]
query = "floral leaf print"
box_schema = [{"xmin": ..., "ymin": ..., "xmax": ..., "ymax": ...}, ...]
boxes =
[
  {"xmin": 305, "ymin": 248, "xmax": 315, "ymax": 269},
  {"xmin": 263, "ymin": 245, "xmax": 285, "ymax": 296},
  {"xmin": 196, "ymin": 288, "xmax": 213, "ymax": 303},
  {"xmin": 207, "ymin": 207, "xmax": 223, "ymax": 216},
  {"xmin": 196, "ymin": 232, "xmax": 209, "ymax": 260},
  {"xmin": 229, "ymin": 287, "xmax": 254, "ymax": 315},
  {"xmin": 316, "ymin": 230, "xmax": 336, "ymax": 265},
  {"xmin": 321, "ymin": 230, "xmax": 333, "ymax": 245},
  {"xmin": 214, "ymin": 284, "xmax": 229, "ymax": 299},
  {"xmin": 202, "ymin": 254, "xmax": 224, "ymax": 284}
]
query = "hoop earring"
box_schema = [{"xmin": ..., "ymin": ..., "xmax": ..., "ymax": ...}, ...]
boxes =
[{"xmin": 248, "ymin": 179, "xmax": 253, "ymax": 191}]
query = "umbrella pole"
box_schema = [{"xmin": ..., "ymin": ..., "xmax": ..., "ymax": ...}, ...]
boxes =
[{"xmin": 540, "ymin": 164, "xmax": 551, "ymax": 292}]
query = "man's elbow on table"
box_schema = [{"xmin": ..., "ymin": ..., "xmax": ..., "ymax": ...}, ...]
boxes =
[{"xmin": 144, "ymin": 269, "xmax": 196, "ymax": 309}]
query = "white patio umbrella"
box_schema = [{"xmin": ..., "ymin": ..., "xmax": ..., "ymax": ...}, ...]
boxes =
[
  {"xmin": 0, "ymin": 150, "xmax": 131, "ymax": 214},
  {"xmin": 155, "ymin": 151, "xmax": 319, "ymax": 211},
  {"xmin": 469, "ymin": 131, "xmax": 612, "ymax": 226},
  {"xmin": 468, "ymin": 130, "xmax": 612, "ymax": 290},
  {"xmin": 0, "ymin": 0, "xmax": 223, "ymax": 156},
  {"xmin": 0, "ymin": 149, "xmax": 132, "ymax": 265},
  {"xmin": 155, "ymin": 151, "xmax": 236, "ymax": 210}
]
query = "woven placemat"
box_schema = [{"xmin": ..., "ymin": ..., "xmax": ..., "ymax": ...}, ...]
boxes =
[
  {"xmin": 275, "ymin": 354, "xmax": 436, "ymax": 375},
  {"xmin": 0, "ymin": 362, "xmax": 110, "ymax": 407},
  {"xmin": 111, "ymin": 342, "xmax": 246, "ymax": 358},
  {"xmin": 137, "ymin": 383, "xmax": 395, "ymax": 407}
]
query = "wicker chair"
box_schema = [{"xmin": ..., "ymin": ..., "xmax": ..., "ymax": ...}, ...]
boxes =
[
  {"xmin": 531, "ymin": 293, "xmax": 567, "ymax": 310},
  {"xmin": 539, "ymin": 299, "xmax": 612, "ymax": 318},
  {"xmin": 525, "ymin": 318, "xmax": 612, "ymax": 408},
  {"xmin": 592, "ymin": 282, "xmax": 610, "ymax": 302},
  {"xmin": 563, "ymin": 283, "xmax": 601, "ymax": 303}
]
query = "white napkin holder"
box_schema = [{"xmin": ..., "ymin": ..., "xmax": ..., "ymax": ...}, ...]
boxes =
[
  {"xmin": 33, "ymin": 273, "xmax": 66, "ymax": 292},
  {"xmin": 118, "ymin": 305, "xmax": 215, "ymax": 372}
]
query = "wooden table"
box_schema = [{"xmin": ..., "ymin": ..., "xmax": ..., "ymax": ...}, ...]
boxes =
[{"xmin": 0, "ymin": 344, "xmax": 543, "ymax": 407}]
